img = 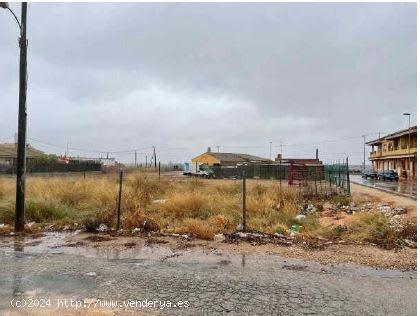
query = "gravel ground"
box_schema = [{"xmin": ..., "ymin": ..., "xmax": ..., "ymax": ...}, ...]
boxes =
[
  {"xmin": 351, "ymin": 182, "xmax": 417, "ymax": 218},
  {"xmin": 62, "ymin": 232, "xmax": 418, "ymax": 271},
  {"xmin": 0, "ymin": 233, "xmax": 416, "ymax": 316}
]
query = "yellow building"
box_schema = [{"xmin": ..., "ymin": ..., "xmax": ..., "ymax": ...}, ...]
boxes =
[
  {"xmin": 192, "ymin": 148, "xmax": 271, "ymax": 166},
  {"xmin": 366, "ymin": 126, "xmax": 417, "ymax": 179}
]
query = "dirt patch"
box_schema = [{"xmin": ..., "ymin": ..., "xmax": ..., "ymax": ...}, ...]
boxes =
[
  {"xmin": 176, "ymin": 240, "xmax": 195, "ymax": 250},
  {"xmin": 212, "ymin": 240, "xmax": 416, "ymax": 271},
  {"xmin": 123, "ymin": 242, "xmax": 137, "ymax": 248},
  {"xmin": 351, "ymin": 183, "xmax": 416, "ymax": 218},
  {"xmin": 282, "ymin": 264, "xmax": 307, "ymax": 271},
  {"xmin": 25, "ymin": 240, "xmax": 43, "ymax": 247},
  {"xmin": 84, "ymin": 235, "xmax": 113, "ymax": 242},
  {"xmin": 319, "ymin": 211, "xmax": 352, "ymax": 226},
  {"xmin": 160, "ymin": 253, "xmax": 182, "ymax": 262},
  {"xmin": 66, "ymin": 241, "xmax": 85, "ymax": 247},
  {"xmin": 64, "ymin": 233, "xmax": 416, "ymax": 271},
  {"xmin": 145, "ymin": 237, "xmax": 168, "ymax": 245}
]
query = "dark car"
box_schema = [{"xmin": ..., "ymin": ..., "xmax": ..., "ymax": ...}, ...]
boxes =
[
  {"xmin": 362, "ymin": 170, "xmax": 378, "ymax": 179},
  {"xmin": 377, "ymin": 170, "xmax": 399, "ymax": 181}
]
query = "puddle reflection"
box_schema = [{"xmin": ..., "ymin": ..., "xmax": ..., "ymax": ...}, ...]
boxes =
[{"xmin": 13, "ymin": 236, "xmax": 25, "ymax": 297}]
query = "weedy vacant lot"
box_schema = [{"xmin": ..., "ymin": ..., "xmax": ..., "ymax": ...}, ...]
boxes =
[{"xmin": 0, "ymin": 172, "xmax": 416, "ymax": 249}]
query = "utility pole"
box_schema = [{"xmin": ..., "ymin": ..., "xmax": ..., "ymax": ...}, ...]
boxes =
[
  {"xmin": 362, "ymin": 135, "xmax": 366, "ymax": 170},
  {"xmin": 269, "ymin": 141, "xmax": 272, "ymax": 160},
  {"xmin": 134, "ymin": 151, "xmax": 137, "ymax": 167},
  {"xmin": 145, "ymin": 154, "xmax": 148, "ymax": 168},
  {"xmin": 1, "ymin": 2, "xmax": 29, "ymax": 233}
]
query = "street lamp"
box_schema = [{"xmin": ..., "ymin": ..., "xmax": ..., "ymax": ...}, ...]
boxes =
[
  {"xmin": 403, "ymin": 113, "xmax": 411, "ymax": 179},
  {"xmin": 1, "ymin": 2, "xmax": 28, "ymax": 232}
]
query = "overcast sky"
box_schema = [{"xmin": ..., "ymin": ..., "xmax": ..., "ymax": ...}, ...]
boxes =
[{"xmin": 0, "ymin": 2, "xmax": 416, "ymax": 165}]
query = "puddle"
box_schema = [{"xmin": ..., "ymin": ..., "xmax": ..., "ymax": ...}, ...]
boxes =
[
  {"xmin": 0, "ymin": 232, "xmax": 415, "ymax": 316},
  {"xmin": 0, "ymin": 232, "xmax": 415, "ymax": 279}
]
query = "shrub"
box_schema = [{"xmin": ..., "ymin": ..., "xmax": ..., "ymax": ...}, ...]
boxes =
[
  {"xmin": 177, "ymin": 218, "xmax": 216, "ymax": 240},
  {"xmin": 25, "ymin": 200, "xmax": 74, "ymax": 222},
  {"xmin": 328, "ymin": 194, "xmax": 351, "ymax": 206},
  {"xmin": 0, "ymin": 201, "xmax": 15, "ymax": 224},
  {"xmin": 314, "ymin": 224, "xmax": 347, "ymax": 240},
  {"xmin": 83, "ymin": 215, "xmax": 103, "ymax": 233},
  {"xmin": 347, "ymin": 212, "xmax": 416, "ymax": 249},
  {"xmin": 158, "ymin": 192, "xmax": 210, "ymax": 219},
  {"xmin": 209, "ymin": 214, "xmax": 231, "ymax": 230}
]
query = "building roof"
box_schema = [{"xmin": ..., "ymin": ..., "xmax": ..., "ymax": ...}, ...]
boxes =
[
  {"xmin": 279, "ymin": 158, "xmax": 322, "ymax": 165},
  {"xmin": 202, "ymin": 152, "xmax": 271, "ymax": 163},
  {"xmin": 0, "ymin": 143, "xmax": 45, "ymax": 159},
  {"xmin": 366, "ymin": 126, "xmax": 417, "ymax": 146}
]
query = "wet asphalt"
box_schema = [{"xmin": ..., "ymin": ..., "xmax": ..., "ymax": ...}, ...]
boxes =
[
  {"xmin": 0, "ymin": 233, "xmax": 416, "ymax": 315},
  {"xmin": 350, "ymin": 175, "xmax": 416, "ymax": 198}
]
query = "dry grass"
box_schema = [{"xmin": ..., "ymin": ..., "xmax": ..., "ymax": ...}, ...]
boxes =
[
  {"xmin": 0, "ymin": 173, "xmax": 415, "ymax": 248},
  {"xmin": 0, "ymin": 173, "xmax": 307, "ymax": 238},
  {"xmin": 346, "ymin": 211, "xmax": 416, "ymax": 249}
]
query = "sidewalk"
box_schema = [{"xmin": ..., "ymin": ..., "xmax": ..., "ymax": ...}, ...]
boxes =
[{"xmin": 350, "ymin": 175, "xmax": 416, "ymax": 200}]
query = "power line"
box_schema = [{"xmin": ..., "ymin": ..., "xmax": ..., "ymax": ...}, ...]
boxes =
[
  {"xmin": 27, "ymin": 137, "xmax": 153, "ymax": 154},
  {"xmin": 23, "ymin": 129, "xmax": 391, "ymax": 160}
]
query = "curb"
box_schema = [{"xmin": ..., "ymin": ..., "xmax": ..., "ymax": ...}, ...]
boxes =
[{"xmin": 350, "ymin": 181, "xmax": 417, "ymax": 201}]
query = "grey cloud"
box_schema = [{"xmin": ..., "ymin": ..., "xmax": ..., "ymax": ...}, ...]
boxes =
[{"xmin": 0, "ymin": 2, "xmax": 416, "ymax": 163}]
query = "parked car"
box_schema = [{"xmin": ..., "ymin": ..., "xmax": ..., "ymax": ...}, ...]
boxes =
[
  {"xmin": 182, "ymin": 162, "xmax": 214, "ymax": 178},
  {"xmin": 362, "ymin": 170, "xmax": 378, "ymax": 179},
  {"xmin": 377, "ymin": 170, "xmax": 399, "ymax": 181}
]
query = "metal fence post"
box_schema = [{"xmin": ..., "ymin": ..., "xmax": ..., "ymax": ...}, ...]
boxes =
[
  {"xmin": 338, "ymin": 161, "xmax": 341, "ymax": 189},
  {"xmin": 329, "ymin": 170, "xmax": 332, "ymax": 193},
  {"xmin": 346, "ymin": 157, "xmax": 351, "ymax": 195},
  {"xmin": 116, "ymin": 169, "xmax": 123, "ymax": 231},
  {"xmin": 242, "ymin": 169, "xmax": 246, "ymax": 232},
  {"xmin": 279, "ymin": 165, "xmax": 282, "ymax": 193}
]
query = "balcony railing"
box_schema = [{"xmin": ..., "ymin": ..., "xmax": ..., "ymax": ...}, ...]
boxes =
[{"xmin": 369, "ymin": 147, "xmax": 417, "ymax": 159}]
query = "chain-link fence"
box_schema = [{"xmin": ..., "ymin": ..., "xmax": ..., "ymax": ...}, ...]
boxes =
[
  {"xmin": 0, "ymin": 159, "xmax": 102, "ymax": 175},
  {"xmin": 211, "ymin": 161, "xmax": 350, "ymax": 196}
]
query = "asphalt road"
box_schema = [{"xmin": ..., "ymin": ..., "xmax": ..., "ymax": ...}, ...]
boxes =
[{"xmin": 0, "ymin": 234, "xmax": 416, "ymax": 315}]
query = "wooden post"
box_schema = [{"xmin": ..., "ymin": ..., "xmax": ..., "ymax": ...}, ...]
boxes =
[{"xmin": 15, "ymin": 3, "xmax": 28, "ymax": 232}]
